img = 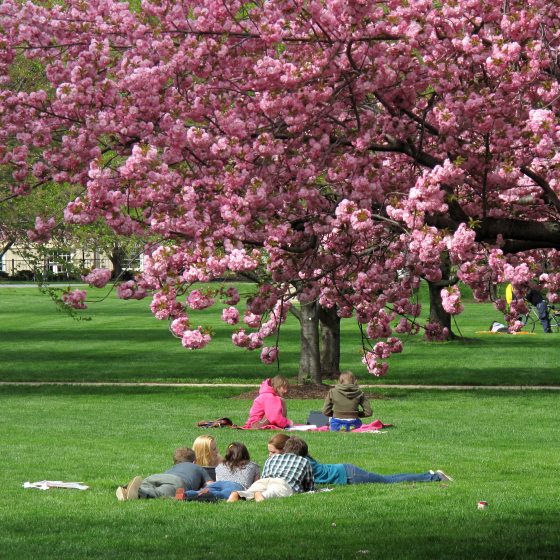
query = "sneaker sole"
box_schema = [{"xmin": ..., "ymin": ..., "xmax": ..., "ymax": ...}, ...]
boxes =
[{"xmin": 126, "ymin": 476, "xmax": 143, "ymax": 500}]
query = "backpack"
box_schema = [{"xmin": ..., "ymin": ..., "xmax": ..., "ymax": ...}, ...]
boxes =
[{"xmin": 196, "ymin": 417, "xmax": 235, "ymax": 428}]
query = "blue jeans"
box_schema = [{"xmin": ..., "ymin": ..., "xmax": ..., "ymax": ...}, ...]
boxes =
[
  {"xmin": 183, "ymin": 481, "xmax": 243, "ymax": 500},
  {"xmin": 536, "ymin": 301, "xmax": 551, "ymax": 333},
  {"xmin": 343, "ymin": 463, "xmax": 441, "ymax": 484},
  {"xmin": 330, "ymin": 418, "xmax": 362, "ymax": 432}
]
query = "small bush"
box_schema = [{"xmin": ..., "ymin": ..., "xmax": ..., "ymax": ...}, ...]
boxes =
[
  {"xmin": 13, "ymin": 269, "xmax": 35, "ymax": 281},
  {"xmin": 0, "ymin": 271, "xmax": 9, "ymax": 279}
]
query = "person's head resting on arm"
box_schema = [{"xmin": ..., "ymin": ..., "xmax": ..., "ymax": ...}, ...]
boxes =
[{"xmin": 268, "ymin": 433, "xmax": 291, "ymax": 456}]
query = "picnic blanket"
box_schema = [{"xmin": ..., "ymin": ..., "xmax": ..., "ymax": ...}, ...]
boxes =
[
  {"xmin": 240, "ymin": 420, "xmax": 391, "ymax": 432},
  {"xmin": 475, "ymin": 331, "xmax": 536, "ymax": 335}
]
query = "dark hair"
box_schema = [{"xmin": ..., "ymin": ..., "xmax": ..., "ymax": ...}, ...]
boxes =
[
  {"xmin": 284, "ymin": 436, "xmax": 309, "ymax": 458},
  {"xmin": 223, "ymin": 442, "xmax": 250, "ymax": 473},
  {"xmin": 268, "ymin": 433, "xmax": 290, "ymax": 451},
  {"xmin": 173, "ymin": 447, "xmax": 196, "ymax": 464},
  {"xmin": 284, "ymin": 436, "xmax": 314, "ymax": 460}
]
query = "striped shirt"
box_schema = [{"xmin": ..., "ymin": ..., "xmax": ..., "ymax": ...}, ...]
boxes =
[{"xmin": 261, "ymin": 453, "xmax": 316, "ymax": 494}]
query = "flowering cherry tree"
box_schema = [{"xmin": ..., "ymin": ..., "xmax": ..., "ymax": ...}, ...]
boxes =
[{"xmin": 3, "ymin": 0, "xmax": 560, "ymax": 379}]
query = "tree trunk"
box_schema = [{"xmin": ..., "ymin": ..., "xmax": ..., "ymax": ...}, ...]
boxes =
[
  {"xmin": 0, "ymin": 240, "xmax": 14, "ymax": 261},
  {"xmin": 289, "ymin": 301, "xmax": 322, "ymax": 385},
  {"xmin": 109, "ymin": 246, "xmax": 126, "ymax": 280},
  {"xmin": 426, "ymin": 280, "xmax": 460, "ymax": 340},
  {"xmin": 319, "ymin": 305, "xmax": 340, "ymax": 377}
]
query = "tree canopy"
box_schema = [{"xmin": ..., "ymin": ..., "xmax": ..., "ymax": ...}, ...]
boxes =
[{"xmin": 2, "ymin": 0, "xmax": 560, "ymax": 375}]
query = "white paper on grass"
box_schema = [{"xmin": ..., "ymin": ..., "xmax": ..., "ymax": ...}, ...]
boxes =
[
  {"xmin": 286, "ymin": 425, "xmax": 317, "ymax": 431},
  {"xmin": 23, "ymin": 481, "xmax": 90, "ymax": 490}
]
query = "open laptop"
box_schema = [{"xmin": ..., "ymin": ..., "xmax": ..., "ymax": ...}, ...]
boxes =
[{"xmin": 305, "ymin": 411, "xmax": 330, "ymax": 428}]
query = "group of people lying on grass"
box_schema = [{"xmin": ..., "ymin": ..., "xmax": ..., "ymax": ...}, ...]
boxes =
[
  {"xmin": 116, "ymin": 433, "xmax": 453, "ymax": 502},
  {"xmin": 245, "ymin": 371, "xmax": 373, "ymax": 431}
]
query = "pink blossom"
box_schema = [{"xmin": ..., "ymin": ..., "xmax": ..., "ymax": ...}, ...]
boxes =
[
  {"xmin": 221, "ymin": 307, "xmax": 240, "ymax": 325},
  {"xmin": 424, "ymin": 323, "xmax": 449, "ymax": 342},
  {"xmin": 182, "ymin": 328, "xmax": 211, "ymax": 349},
  {"xmin": 261, "ymin": 346, "xmax": 279, "ymax": 364},
  {"xmin": 186, "ymin": 290, "xmax": 215, "ymax": 310},
  {"xmin": 82, "ymin": 268, "xmax": 112, "ymax": 289},
  {"xmin": 244, "ymin": 312, "xmax": 261, "ymax": 328},
  {"xmin": 62, "ymin": 289, "xmax": 87, "ymax": 310},
  {"xmin": 441, "ymin": 286, "xmax": 464, "ymax": 315}
]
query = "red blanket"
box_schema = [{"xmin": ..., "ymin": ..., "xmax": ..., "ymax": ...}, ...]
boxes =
[{"xmin": 238, "ymin": 420, "xmax": 391, "ymax": 431}]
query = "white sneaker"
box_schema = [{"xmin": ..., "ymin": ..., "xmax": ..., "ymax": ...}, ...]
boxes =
[{"xmin": 436, "ymin": 470, "xmax": 454, "ymax": 482}]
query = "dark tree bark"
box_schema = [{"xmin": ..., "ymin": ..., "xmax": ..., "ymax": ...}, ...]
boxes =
[
  {"xmin": 319, "ymin": 305, "xmax": 341, "ymax": 377},
  {"xmin": 109, "ymin": 245, "xmax": 126, "ymax": 279},
  {"xmin": 425, "ymin": 252, "xmax": 460, "ymax": 340},
  {"xmin": 0, "ymin": 240, "xmax": 14, "ymax": 261},
  {"xmin": 289, "ymin": 301, "xmax": 322, "ymax": 384},
  {"xmin": 426, "ymin": 280, "xmax": 457, "ymax": 339}
]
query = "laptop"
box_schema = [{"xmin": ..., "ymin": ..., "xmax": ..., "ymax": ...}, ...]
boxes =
[{"xmin": 306, "ymin": 411, "xmax": 330, "ymax": 428}]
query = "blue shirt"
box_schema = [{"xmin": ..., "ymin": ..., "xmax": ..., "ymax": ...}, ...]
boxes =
[{"xmin": 306, "ymin": 458, "xmax": 347, "ymax": 484}]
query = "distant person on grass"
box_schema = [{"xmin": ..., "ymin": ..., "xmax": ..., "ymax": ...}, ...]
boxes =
[
  {"xmin": 322, "ymin": 370, "xmax": 373, "ymax": 431},
  {"xmin": 116, "ymin": 447, "xmax": 213, "ymax": 500},
  {"xmin": 525, "ymin": 289, "xmax": 552, "ymax": 333},
  {"xmin": 244, "ymin": 375, "xmax": 294, "ymax": 429},
  {"xmin": 288, "ymin": 436, "xmax": 454, "ymax": 485},
  {"xmin": 180, "ymin": 442, "xmax": 260, "ymax": 502},
  {"xmin": 227, "ymin": 437, "xmax": 315, "ymax": 503}
]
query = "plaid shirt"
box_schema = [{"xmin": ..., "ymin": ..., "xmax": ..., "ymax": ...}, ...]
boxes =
[{"xmin": 261, "ymin": 453, "xmax": 316, "ymax": 494}]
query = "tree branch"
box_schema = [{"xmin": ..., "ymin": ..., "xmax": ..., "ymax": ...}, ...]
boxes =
[{"xmin": 520, "ymin": 166, "xmax": 560, "ymax": 214}]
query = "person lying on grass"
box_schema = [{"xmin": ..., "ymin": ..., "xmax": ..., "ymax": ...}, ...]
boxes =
[
  {"xmin": 116, "ymin": 447, "xmax": 213, "ymax": 500},
  {"xmin": 322, "ymin": 370, "xmax": 373, "ymax": 432},
  {"xmin": 227, "ymin": 437, "xmax": 315, "ymax": 503},
  {"xmin": 179, "ymin": 442, "xmax": 260, "ymax": 502},
  {"xmin": 193, "ymin": 434, "xmax": 224, "ymax": 468},
  {"xmin": 244, "ymin": 375, "xmax": 294, "ymax": 429},
  {"xmin": 287, "ymin": 436, "xmax": 454, "ymax": 484}
]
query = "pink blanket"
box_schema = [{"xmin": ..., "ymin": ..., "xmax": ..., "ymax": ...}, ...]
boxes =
[{"xmin": 239, "ymin": 420, "xmax": 391, "ymax": 431}]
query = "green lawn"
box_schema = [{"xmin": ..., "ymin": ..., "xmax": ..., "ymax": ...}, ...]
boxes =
[
  {"xmin": 0, "ymin": 284, "xmax": 559, "ymax": 385},
  {"xmin": 1, "ymin": 385, "xmax": 558, "ymax": 560}
]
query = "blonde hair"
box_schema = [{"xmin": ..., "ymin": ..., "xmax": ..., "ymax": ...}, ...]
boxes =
[
  {"xmin": 338, "ymin": 370, "xmax": 356, "ymax": 384},
  {"xmin": 193, "ymin": 435, "xmax": 218, "ymax": 467},
  {"xmin": 270, "ymin": 375, "xmax": 289, "ymax": 394}
]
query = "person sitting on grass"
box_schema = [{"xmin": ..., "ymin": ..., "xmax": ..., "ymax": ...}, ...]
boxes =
[
  {"xmin": 227, "ymin": 437, "xmax": 315, "ymax": 503},
  {"xmin": 322, "ymin": 370, "xmax": 373, "ymax": 432},
  {"xmin": 116, "ymin": 447, "xmax": 213, "ymax": 500},
  {"xmin": 180, "ymin": 442, "xmax": 260, "ymax": 502},
  {"xmin": 193, "ymin": 435, "xmax": 224, "ymax": 471},
  {"xmin": 288, "ymin": 436, "xmax": 454, "ymax": 485},
  {"xmin": 244, "ymin": 375, "xmax": 294, "ymax": 429}
]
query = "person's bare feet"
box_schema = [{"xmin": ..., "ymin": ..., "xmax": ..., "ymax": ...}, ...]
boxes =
[
  {"xmin": 227, "ymin": 491, "xmax": 240, "ymax": 503},
  {"xmin": 254, "ymin": 491, "xmax": 265, "ymax": 503}
]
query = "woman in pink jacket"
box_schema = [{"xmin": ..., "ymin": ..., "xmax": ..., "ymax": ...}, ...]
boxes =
[{"xmin": 244, "ymin": 376, "xmax": 294, "ymax": 428}]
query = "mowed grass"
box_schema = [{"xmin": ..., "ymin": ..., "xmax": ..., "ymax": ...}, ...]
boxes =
[
  {"xmin": 0, "ymin": 385, "xmax": 559, "ymax": 560},
  {"xmin": 1, "ymin": 283, "xmax": 559, "ymax": 385}
]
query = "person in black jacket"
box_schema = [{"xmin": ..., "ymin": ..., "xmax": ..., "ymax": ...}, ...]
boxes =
[{"xmin": 525, "ymin": 290, "xmax": 551, "ymax": 333}]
